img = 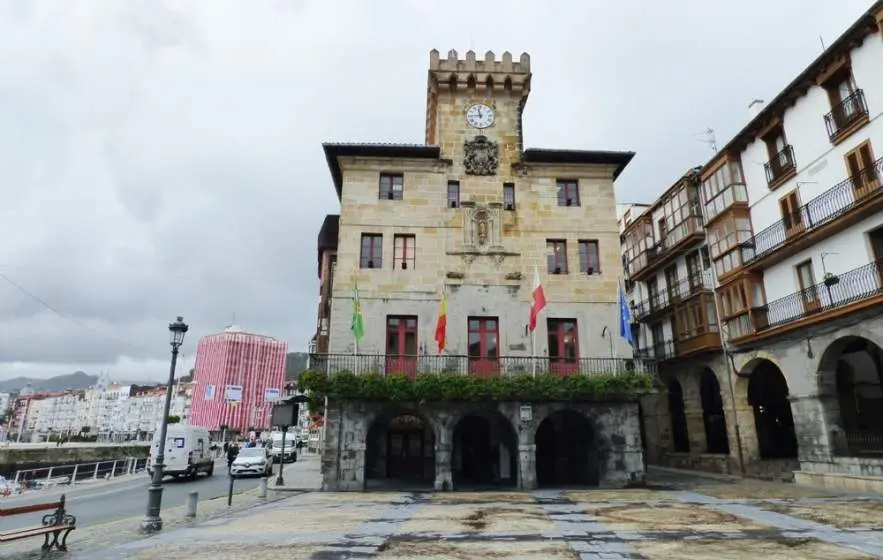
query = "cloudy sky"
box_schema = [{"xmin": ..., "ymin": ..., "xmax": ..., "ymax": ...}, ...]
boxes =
[{"xmin": 0, "ymin": 0, "xmax": 872, "ymax": 382}]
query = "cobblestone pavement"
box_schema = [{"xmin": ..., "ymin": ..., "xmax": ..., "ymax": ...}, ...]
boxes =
[
  {"xmin": 7, "ymin": 467, "xmax": 883, "ymax": 559},
  {"xmin": 67, "ymin": 474, "xmax": 883, "ymax": 560}
]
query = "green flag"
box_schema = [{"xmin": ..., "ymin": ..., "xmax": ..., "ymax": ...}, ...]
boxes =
[{"xmin": 351, "ymin": 282, "xmax": 364, "ymax": 343}]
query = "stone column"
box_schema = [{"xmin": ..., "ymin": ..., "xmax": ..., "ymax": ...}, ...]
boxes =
[
  {"xmin": 790, "ymin": 393, "xmax": 838, "ymax": 466},
  {"xmin": 683, "ymin": 400, "xmax": 707, "ymax": 453},
  {"xmin": 518, "ymin": 444, "xmax": 537, "ymax": 490},
  {"xmin": 320, "ymin": 403, "xmax": 343, "ymax": 491},
  {"xmin": 434, "ymin": 443, "xmax": 453, "ymax": 491}
]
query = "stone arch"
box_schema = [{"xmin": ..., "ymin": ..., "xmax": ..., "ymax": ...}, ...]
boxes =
[
  {"xmin": 817, "ymin": 335, "xmax": 883, "ymax": 457},
  {"xmin": 700, "ymin": 368, "xmax": 730, "ymax": 454},
  {"xmin": 746, "ymin": 359, "xmax": 798, "ymax": 459},
  {"xmin": 451, "ymin": 410, "xmax": 518, "ymax": 488},
  {"xmin": 535, "ymin": 409, "xmax": 598, "ymax": 487},
  {"xmin": 364, "ymin": 410, "xmax": 438, "ymax": 489},
  {"xmin": 667, "ymin": 378, "xmax": 690, "ymax": 452}
]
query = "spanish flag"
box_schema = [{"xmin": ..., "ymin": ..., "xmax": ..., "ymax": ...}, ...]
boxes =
[{"xmin": 434, "ymin": 294, "xmax": 447, "ymax": 353}]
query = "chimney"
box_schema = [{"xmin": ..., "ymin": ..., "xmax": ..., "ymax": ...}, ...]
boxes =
[{"xmin": 748, "ymin": 99, "xmax": 765, "ymax": 118}]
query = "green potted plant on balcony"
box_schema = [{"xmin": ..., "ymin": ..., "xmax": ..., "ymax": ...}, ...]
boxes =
[{"xmin": 823, "ymin": 272, "xmax": 839, "ymax": 287}]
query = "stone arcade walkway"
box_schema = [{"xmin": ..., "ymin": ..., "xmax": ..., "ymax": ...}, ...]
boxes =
[{"xmin": 73, "ymin": 476, "xmax": 883, "ymax": 560}]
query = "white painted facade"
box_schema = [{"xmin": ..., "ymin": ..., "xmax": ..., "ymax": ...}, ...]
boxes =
[
  {"xmin": 739, "ymin": 32, "xmax": 883, "ymax": 303},
  {"xmin": 19, "ymin": 383, "xmax": 191, "ymax": 440}
]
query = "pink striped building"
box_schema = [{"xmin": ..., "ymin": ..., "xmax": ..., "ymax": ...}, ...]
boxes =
[{"xmin": 189, "ymin": 325, "xmax": 288, "ymax": 432}]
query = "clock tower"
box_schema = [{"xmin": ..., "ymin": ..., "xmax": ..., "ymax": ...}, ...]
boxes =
[{"xmin": 425, "ymin": 49, "xmax": 531, "ymax": 177}]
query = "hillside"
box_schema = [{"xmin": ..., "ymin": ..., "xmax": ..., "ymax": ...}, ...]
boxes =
[{"xmin": 0, "ymin": 371, "xmax": 97, "ymax": 393}]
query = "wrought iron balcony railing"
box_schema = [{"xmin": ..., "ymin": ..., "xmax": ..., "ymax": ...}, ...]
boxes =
[
  {"xmin": 824, "ymin": 89, "xmax": 869, "ymax": 141},
  {"xmin": 634, "ymin": 340, "xmax": 676, "ymax": 361},
  {"xmin": 764, "ymin": 145, "xmax": 796, "ymax": 186},
  {"xmin": 306, "ymin": 353, "xmax": 656, "ymax": 377},
  {"xmin": 749, "ymin": 258, "xmax": 883, "ymax": 333},
  {"xmin": 746, "ymin": 156, "xmax": 883, "ymax": 264},
  {"xmin": 632, "ymin": 270, "xmax": 713, "ymax": 321}
]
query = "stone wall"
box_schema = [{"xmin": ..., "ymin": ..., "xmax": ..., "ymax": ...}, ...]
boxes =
[
  {"xmin": 0, "ymin": 444, "xmax": 149, "ymax": 472},
  {"xmin": 321, "ymin": 400, "xmax": 645, "ymax": 492}
]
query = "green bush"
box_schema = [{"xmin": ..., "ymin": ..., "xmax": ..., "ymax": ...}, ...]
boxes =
[{"xmin": 298, "ymin": 370, "xmax": 653, "ymax": 403}]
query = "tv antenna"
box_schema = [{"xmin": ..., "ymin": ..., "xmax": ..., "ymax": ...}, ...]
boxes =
[{"xmin": 695, "ymin": 127, "xmax": 718, "ymax": 153}]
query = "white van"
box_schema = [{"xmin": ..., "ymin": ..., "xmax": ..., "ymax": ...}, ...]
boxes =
[
  {"xmin": 269, "ymin": 431, "xmax": 297, "ymax": 463},
  {"xmin": 147, "ymin": 425, "xmax": 214, "ymax": 480}
]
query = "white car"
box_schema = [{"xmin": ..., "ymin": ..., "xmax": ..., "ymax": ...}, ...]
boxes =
[{"xmin": 230, "ymin": 447, "xmax": 273, "ymax": 478}]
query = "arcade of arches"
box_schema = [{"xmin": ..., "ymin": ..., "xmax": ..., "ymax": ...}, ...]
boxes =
[
  {"xmin": 321, "ymin": 402, "xmax": 646, "ymax": 492},
  {"xmin": 642, "ymin": 334, "xmax": 883, "ymax": 481}
]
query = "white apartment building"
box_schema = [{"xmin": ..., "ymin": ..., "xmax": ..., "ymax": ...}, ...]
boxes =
[
  {"xmin": 18, "ymin": 380, "xmax": 192, "ymax": 442},
  {"xmin": 632, "ymin": 1, "xmax": 883, "ymax": 491}
]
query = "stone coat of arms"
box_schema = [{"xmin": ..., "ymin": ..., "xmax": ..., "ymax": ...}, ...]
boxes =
[{"xmin": 463, "ymin": 135, "xmax": 500, "ymax": 176}]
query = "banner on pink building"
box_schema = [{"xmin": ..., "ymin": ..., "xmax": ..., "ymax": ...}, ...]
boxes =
[
  {"xmin": 264, "ymin": 388, "xmax": 281, "ymax": 402},
  {"xmin": 225, "ymin": 385, "xmax": 243, "ymax": 402},
  {"xmin": 204, "ymin": 385, "xmax": 215, "ymax": 401}
]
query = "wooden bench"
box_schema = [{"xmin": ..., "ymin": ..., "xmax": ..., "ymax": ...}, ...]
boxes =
[{"xmin": 0, "ymin": 494, "xmax": 77, "ymax": 551}]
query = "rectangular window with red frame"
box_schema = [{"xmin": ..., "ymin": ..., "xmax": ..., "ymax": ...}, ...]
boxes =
[
  {"xmin": 467, "ymin": 317, "xmax": 500, "ymax": 378},
  {"xmin": 360, "ymin": 234, "xmax": 382, "ymax": 269},
  {"xmin": 578, "ymin": 239, "xmax": 600, "ymax": 274},
  {"xmin": 547, "ymin": 239, "xmax": 568, "ymax": 274},
  {"xmin": 379, "ymin": 173, "xmax": 404, "ymax": 200},
  {"xmin": 385, "ymin": 315, "xmax": 418, "ymax": 377},
  {"xmin": 393, "ymin": 234, "xmax": 416, "ymax": 270},
  {"xmin": 556, "ymin": 179, "xmax": 580, "ymax": 207},
  {"xmin": 547, "ymin": 318, "xmax": 579, "ymax": 375}
]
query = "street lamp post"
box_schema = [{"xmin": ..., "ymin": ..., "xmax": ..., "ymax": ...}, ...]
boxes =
[{"xmin": 140, "ymin": 316, "xmax": 189, "ymax": 533}]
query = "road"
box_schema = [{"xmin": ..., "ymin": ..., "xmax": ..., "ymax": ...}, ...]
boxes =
[{"xmin": 1, "ymin": 458, "xmax": 263, "ymax": 531}]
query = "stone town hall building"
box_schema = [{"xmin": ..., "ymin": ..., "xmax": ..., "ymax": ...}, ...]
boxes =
[{"xmin": 312, "ymin": 50, "xmax": 653, "ymax": 491}]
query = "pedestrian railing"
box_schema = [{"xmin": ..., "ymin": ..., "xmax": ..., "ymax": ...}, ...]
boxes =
[{"xmin": 10, "ymin": 457, "xmax": 147, "ymax": 493}]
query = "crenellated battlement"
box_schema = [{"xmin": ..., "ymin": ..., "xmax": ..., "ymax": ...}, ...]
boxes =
[
  {"xmin": 425, "ymin": 49, "xmax": 531, "ymax": 145},
  {"xmin": 428, "ymin": 49, "xmax": 531, "ymax": 94}
]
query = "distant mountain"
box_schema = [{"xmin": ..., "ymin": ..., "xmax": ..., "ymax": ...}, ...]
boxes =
[
  {"xmin": 0, "ymin": 371, "xmax": 97, "ymax": 393},
  {"xmin": 285, "ymin": 352, "xmax": 309, "ymax": 381}
]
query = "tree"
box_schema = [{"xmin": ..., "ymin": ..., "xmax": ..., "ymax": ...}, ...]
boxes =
[{"xmin": 167, "ymin": 414, "xmax": 181, "ymax": 424}]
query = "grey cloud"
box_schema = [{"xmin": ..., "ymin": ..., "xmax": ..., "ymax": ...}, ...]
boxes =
[{"xmin": 0, "ymin": 0, "xmax": 872, "ymax": 381}]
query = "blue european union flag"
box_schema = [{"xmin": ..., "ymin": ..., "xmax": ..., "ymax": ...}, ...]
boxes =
[{"xmin": 618, "ymin": 282, "xmax": 634, "ymax": 345}]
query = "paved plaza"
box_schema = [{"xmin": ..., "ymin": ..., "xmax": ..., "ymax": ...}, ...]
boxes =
[{"xmin": 72, "ymin": 471, "xmax": 883, "ymax": 560}]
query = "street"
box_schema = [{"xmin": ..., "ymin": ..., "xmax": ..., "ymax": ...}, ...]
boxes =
[{"xmin": 1, "ymin": 458, "xmax": 264, "ymax": 532}]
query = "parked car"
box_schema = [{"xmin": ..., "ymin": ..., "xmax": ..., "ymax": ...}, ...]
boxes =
[
  {"xmin": 147, "ymin": 425, "xmax": 215, "ymax": 480},
  {"xmin": 230, "ymin": 446, "xmax": 273, "ymax": 478}
]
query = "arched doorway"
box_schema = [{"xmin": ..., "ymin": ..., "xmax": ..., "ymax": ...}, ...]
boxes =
[
  {"xmin": 820, "ymin": 336, "xmax": 883, "ymax": 457},
  {"xmin": 535, "ymin": 410, "xmax": 598, "ymax": 487},
  {"xmin": 700, "ymin": 368, "xmax": 730, "ymax": 454},
  {"xmin": 748, "ymin": 360, "xmax": 798, "ymax": 459},
  {"xmin": 668, "ymin": 379, "xmax": 690, "ymax": 452},
  {"xmin": 365, "ymin": 413, "xmax": 435, "ymax": 489},
  {"xmin": 452, "ymin": 412, "xmax": 517, "ymax": 488}
]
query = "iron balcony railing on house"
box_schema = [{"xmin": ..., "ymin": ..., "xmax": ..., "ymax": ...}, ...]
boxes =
[
  {"xmin": 307, "ymin": 353, "xmax": 656, "ymax": 377},
  {"xmin": 631, "ymin": 270, "xmax": 713, "ymax": 322},
  {"xmin": 824, "ymin": 89, "xmax": 869, "ymax": 141},
  {"xmin": 764, "ymin": 145, "xmax": 796, "ymax": 187},
  {"xmin": 745, "ymin": 156, "xmax": 883, "ymax": 264},
  {"xmin": 634, "ymin": 340, "xmax": 676, "ymax": 362},
  {"xmin": 748, "ymin": 258, "xmax": 883, "ymax": 334}
]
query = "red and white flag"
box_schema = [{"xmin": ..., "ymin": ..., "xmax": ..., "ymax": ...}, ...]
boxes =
[{"xmin": 528, "ymin": 265, "xmax": 547, "ymax": 332}]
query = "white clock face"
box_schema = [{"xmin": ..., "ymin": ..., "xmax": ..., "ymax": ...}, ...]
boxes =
[{"xmin": 466, "ymin": 104, "xmax": 495, "ymax": 129}]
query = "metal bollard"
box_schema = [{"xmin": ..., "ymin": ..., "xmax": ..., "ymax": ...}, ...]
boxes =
[
  {"xmin": 186, "ymin": 491, "xmax": 198, "ymax": 518},
  {"xmin": 259, "ymin": 477, "xmax": 268, "ymax": 499},
  {"xmin": 227, "ymin": 474, "xmax": 234, "ymax": 507}
]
